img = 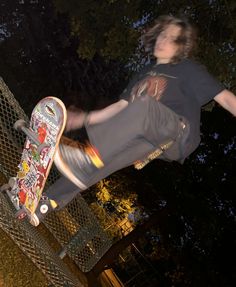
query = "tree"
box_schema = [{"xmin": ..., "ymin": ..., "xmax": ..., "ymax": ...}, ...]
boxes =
[
  {"xmin": 0, "ymin": 1, "xmax": 235, "ymax": 286},
  {"xmin": 52, "ymin": 0, "xmax": 236, "ymax": 90},
  {"xmin": 0, "ymin": 0, "xmax": 74, "ymax": 114},
  {"xmin": 53, "ymin": 0, "xmax": 144, "ymax": 61}
]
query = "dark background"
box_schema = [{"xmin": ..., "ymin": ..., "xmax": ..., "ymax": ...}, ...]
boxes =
[{"xmin": 0, "ymin": 1, "xmax": 235, "ymax": 286}]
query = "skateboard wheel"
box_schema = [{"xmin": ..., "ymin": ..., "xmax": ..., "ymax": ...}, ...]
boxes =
[
  {"xmin": 40, "ymin": 203, "xmax": 49, "ymax": 214},
  {"xmin": 15, "ymin": 209, "xmax": 27, "ymax": 220},
  {"xmin": 14, "ymin": 119, "xmax": 27, "ymax": 131}
]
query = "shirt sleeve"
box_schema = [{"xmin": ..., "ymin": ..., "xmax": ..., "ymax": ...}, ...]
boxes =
[{"xmin": 185, "ymin": 60, "xmax": 224, "ymax": 106}]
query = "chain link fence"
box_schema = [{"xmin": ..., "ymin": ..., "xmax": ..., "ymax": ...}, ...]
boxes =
[
  {"xmin": 0, "ymin": 192, "xmax": 81, "ymax": 287},
  {"xmin": 0, "ymin": 77, "xmax": 112, "ymax": 285}
]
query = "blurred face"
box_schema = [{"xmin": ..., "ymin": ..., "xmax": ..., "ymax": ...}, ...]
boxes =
[{"xmin": 154, "ymin": 24, "xmax": 182, "ymax": 64}]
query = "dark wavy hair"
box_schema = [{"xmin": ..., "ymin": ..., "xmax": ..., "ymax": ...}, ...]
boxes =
[{"xmin": 142, "ymin": 15, "xmax": 197, "ymax": 63}]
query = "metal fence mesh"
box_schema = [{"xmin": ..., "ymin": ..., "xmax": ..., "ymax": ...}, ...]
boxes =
[
  {"xmin": 0, "ymin": 78, "xmax": 27, "ymax": 178},
  {"xmin": 44, "ymin": 195, "xmax": 112, "ymax": 272},
  {"xmin": 0, "ymin": 77, "xmax": 112, "ymax": 284},
  {"xmin": 0, "ymin": 193, "xmax": 82, "ymax": 287}
]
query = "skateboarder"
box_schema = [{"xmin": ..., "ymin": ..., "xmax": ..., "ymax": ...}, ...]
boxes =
[{"xmin": 31, "ymin": 15, "xmax": 236, "ymax": 226}]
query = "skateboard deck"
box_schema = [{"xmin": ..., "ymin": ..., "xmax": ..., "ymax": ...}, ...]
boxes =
[{"xmin": 3, "ymin": 96, "xmax": 67, "ymax": 221}]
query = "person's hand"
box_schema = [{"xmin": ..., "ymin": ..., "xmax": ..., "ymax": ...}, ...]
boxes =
[{"xmin": 65, "ymin": 106, "xmax": 88, "ymax": 132}]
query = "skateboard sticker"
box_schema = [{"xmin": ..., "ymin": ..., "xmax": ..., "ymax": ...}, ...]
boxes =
[
  {"xmin": 22, "ymin": 160, "xmax": 30, "ymax": 173},
  {"xmin": 30, "ymin": 144, "xmax": 40, "ymax": 162},
  {"xmin": 37, "ymin": 123, "xmax": 47, "ymax": 143},
  {"xmin": 18, "ymin": 189, "xmax": 27, "ymax": 204},
  {"xmin": 45, "ymin": 102, "xmax": 57, "ymax": 118}
]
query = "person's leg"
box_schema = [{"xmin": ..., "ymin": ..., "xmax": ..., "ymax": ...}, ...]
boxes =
[
  {"xmin": 45, "ymin": 176, "xmax": 79, "ymax": 208},
  {"xmin": 31, "ymin": 96, "xmax": 186, "ymax": 226},
  {"xmin": 45, "ymin": 137, "xmax": 155, "ymax": 206},
  {"xmin": 29, "ymin": 176, "xmax": 77, "ymax": 226},
  {"xmin": 57, "ymin": 96, "xmax": 184, "ymax": 189},
  {"xmin": 43, "ymin": 96, "xmax": 186, "ymax": 207},
  {"xmin": 87, "ymin": 96, "xmax": 182, "ymax": 162},
  {"xmin": 30, "ymin": 137, "xmax": 155, "ymax": 226}
]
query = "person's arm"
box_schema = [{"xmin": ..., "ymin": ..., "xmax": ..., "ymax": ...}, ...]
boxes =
[
  {"xmin": 87, "ymin": 99, "xmax": 128, "ymax": 124},
  {"xmin": 66, "ymin": 99, "xmax": 128, "ymax": 132},
  {"xmin": 214, "ymin": 89, "xmax": 236, "ymax": 116}
]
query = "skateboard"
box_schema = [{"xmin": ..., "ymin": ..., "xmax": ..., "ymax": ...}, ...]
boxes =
[{"xmin": 1, "ymin": 97, "xmax": 67, "ymax": 222}]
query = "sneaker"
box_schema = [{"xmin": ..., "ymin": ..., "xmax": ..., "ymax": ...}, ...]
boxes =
[
  {"xmin": 54, "ymin": 142, "xmax": 104, "ymax": 190},
  {"xmin": 29, "ymin": 195, "xmax": 58, "ymax": 226}
]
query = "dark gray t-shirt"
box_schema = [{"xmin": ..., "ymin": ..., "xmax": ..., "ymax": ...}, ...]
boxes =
[{"xmin": 120, "ymin": 59, "xmax": 224, "ymax": 156}]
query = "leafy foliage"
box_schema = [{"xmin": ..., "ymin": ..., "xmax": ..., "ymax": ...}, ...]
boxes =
[
  {"xmin": 53, "ymin": 0, "xmax": 143, "ymax": 61},
  {"xmin": 0, "ymin": 1, "xmax": 235, "ymax": 286},
  {"xmin": 52, "ymin": 0, "xmax": 236, "ymax": 90}
]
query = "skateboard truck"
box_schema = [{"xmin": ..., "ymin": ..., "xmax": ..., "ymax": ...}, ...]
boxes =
[
  {"xmin": 0, "ymin": 177, "xmax": 15, "ymax": 192},
  {"xmin": 14, "ymin": 119, "xmax": 49, "ymax": 153},
  {"xmin": 0, "ymin": 178, "xmax": 27, "ymax": 220}
]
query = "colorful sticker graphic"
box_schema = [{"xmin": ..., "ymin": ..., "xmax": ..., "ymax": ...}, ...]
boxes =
[
  {"xmin": 22, "ymin": 160, "xmax": 30, "ymax": 173},
  {"xmin": 45, "ymin": 103, "xmax": 56, "ymax": 117},
  {"xmin": 13, "ymin": 97, "xmax": 65, "ymax": 214},
  {"xmin": 37, "ymin": 123, "xmax": 47, "ymax": 143}
]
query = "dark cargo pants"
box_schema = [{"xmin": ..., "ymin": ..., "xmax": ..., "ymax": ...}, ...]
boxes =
[{"xmin": 46, "ymin": 96, "xmax": 190, "ymax": 208}]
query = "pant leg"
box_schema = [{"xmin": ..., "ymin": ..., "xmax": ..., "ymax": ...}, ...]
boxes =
[
  {"xmin": 87, "ymin": 96, "xmax": 182, "ymax": 163},
  {"xmin": 47, "ymin": 96, "xmax": 185, "ymax": 207},
  {"xmin": 45, "ymin": 176, "xmax": 78, "ymax": 208},
  {"xmin": 46, "ymin": 137, "xmax": 155, "ymax": 208}
]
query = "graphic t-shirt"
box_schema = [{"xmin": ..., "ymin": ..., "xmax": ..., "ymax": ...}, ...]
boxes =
[{"xmin": 120, "ymin": 59, "xmax": 224, "ymax": 156}]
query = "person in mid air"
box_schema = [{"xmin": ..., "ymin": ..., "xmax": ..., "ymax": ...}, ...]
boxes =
[{"xmin": 31, "ymin": 15, "xmax": 236, "ymax": 226}]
